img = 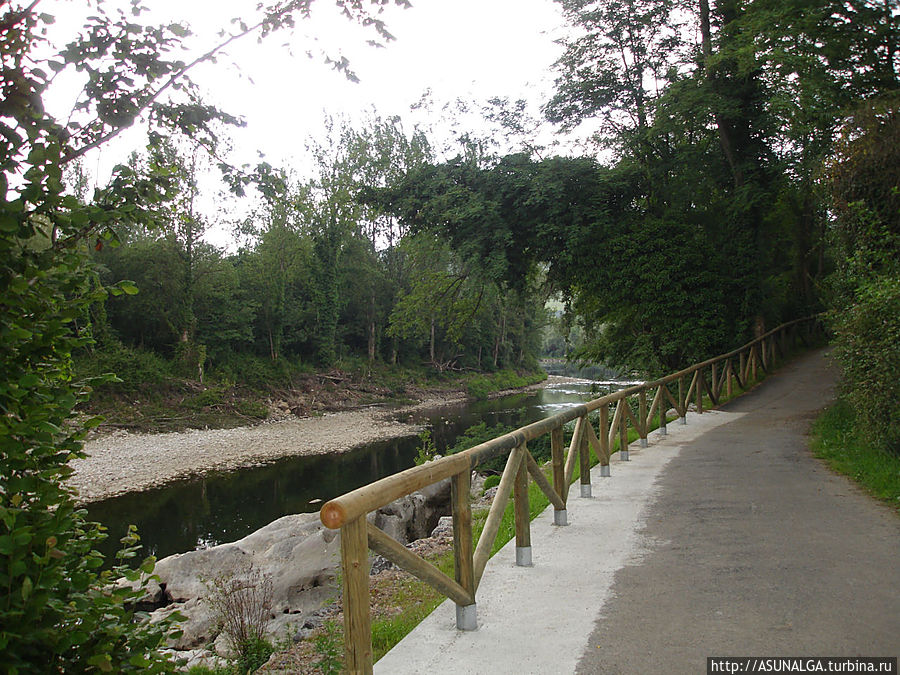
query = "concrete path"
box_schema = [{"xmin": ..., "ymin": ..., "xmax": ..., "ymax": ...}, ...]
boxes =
[{"xmin": 375, "ymin": 350, "xmax": 900, "ymax": 674}]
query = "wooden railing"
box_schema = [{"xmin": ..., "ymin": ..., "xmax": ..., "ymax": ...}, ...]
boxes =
[{"xmin": 319, "ymin": 316, "xmax": 822, "ymax": 672}]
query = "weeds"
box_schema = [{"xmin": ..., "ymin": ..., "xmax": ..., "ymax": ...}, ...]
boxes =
[
  {"xmin": 313, "ymin": 620, "xmax": 344, "ymax": 675},
  {"xmin": 205, "ymin": 562, "xmax": 275, "ymax": 672},
  {"xmin": 810, "ymin": 398, "xmax": 900, "ymax": 510},
  {"xmin": 413, "ymin": 429, "xmax": 438, "ymax": 465}
]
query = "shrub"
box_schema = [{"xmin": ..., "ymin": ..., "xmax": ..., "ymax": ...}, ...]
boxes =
[
  {"xmin": 482, "ymin": 475, "xmax": 501, "ymax": 490},
  {"xmin": 205, "ymin": 562, "xmax": 275, "ymax": 672},
  {"xmin": 466, "ymin": 369, "xmax": 546, "ymax": 400},
  {"xmin": 831, "ymin": 275, "xmax": 900, "ymax": 455},
  {"xmin": 76, "ymin": 341, "xmax": 174, "ymax": 394},
  {"xmin": 235, "ymin": 399, "xmax": 269, "ymax": 420},
  {"xmin": 414, "ymin": 429, "xmax": 438, "ymax": 465}
]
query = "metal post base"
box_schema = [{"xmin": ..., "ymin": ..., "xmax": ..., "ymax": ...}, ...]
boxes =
[
  {"xmin": 580, "ymin": 483, "xmax": 592, "ymax": 498},
  {"xmin": 659, "ymin": 426, "xmax": 667, "ymax": 437},
  {"xmin": 679, "ymin": 416, "xmax": 687, "ymax": 425},
  {"xmin": 516, "ymin": 546, "xmax": 533, "ymax": 567},
  {"xmin": 600, "ymin": 464, "xmax": 611, "ymax": 477},
  {"xmin": 456, "ymin": 603, "xmax": 477, "ymax": 631},
  {"xmin": 639, "ymin": 438, "xmax": 648, "ymax": 448},
  {"xmin": 553, "ymin": 509, "xmax": 568, "ymax": 526},
  {"xmin": 621, "ymin": 449, "xmax": 630, "ymax": 461}
]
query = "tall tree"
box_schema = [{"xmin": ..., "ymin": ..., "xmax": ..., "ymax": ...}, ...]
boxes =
[{"xmin": 545, "ymin": 0, "xmax": 687, "ymax": 150}]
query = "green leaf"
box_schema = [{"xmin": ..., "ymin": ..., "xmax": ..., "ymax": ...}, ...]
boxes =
[
  {"xmin": 18, "ymin": 374, "xmax": 39, "ymax": 388},
  {"xmin": 21, "ymin": 576, "xmax": 32, "ymax": 602},
  {"xmin": 0, "ymin": 213, "xmax": 18, "ymax": 232},
  {"xmin": 119, "ymin": 281, "xmax": 139, "ymax": 295},
  {"xmin": 87, "ymin": 653, "xmax": 113, "ymax": 672}
]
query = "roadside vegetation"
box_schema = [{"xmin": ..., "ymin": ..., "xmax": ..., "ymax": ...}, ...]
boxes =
[
  {"xmin": 1, "ymin": 0, "xmax": 896, "ymax": 672},
  {"xmin": 811, "ymin": 401, "xmax": 900, "ymax": 511}
]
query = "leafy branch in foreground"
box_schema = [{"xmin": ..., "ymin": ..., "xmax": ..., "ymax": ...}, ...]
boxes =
[{"xmin": 0, "ymin": 0, "xmax": 407, "ymax": 670}]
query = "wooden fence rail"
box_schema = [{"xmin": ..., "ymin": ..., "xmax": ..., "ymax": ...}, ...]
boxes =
[{"xmin": 319, "ymin": 316, "xmax": 823, "ymax": 673}]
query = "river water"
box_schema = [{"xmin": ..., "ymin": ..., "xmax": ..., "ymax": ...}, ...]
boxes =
[{"xmin": 85, "ymin": 378, "xmax": 632, "ymax": 563}]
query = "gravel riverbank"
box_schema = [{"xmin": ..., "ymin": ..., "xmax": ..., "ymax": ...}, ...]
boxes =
[{"xmin": 70, "ymin": 378, "xmax": 570, "ymax": 504}]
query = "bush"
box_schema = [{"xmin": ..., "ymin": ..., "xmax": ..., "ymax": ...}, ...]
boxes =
[
  {"xmin": 414, "ymin": 429, "xmax": 438, "ymax": 465},
  {"xmin": 205, "ymin": 561, "xmax": 275, "ymax": 672},
  {"xmin": 482, "ymin": 475, "xmax": 501, "ymax": 490},
  {"xmin": 76, "ymin": 341, "xmax": 174, "ymax": 394},
  {"xmin": 831, "ymin": 275, "xmax": 900, "ymax": 455},
  {"xmin": 210, "ymin": 352, "xmax": 311, "ymax": 390},
  {"xmin": 235, "ymin": 399, "xmax": 269, "ymax": 420},
  {"xmin": 466, "ymin": 369, "xmax": 546, "ymax": 400},
  {"xmin": 450, "ymin": 420, "xmax": 556, "ymax": 475}
]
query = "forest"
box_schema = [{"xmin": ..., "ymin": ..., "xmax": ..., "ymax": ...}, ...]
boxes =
[{"xmin": 1, "ymin": 0, "xmax": 897, "ymax": 671}]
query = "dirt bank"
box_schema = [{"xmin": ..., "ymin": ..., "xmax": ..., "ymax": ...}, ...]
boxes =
[{"xmin": 70, "ymin": 378, "xmax": 562, "ymax": 504}]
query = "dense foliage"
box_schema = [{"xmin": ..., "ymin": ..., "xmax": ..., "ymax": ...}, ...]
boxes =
[
  {"xmin": 0, "ymin": 0, "xmax": 897, "ymax": 669},
  {"xmin": 826, "ymin": 98, "xmax": 900, "ymax": 456},
  {"xmin": 0, "ymin": 0, "xmax": 408, "ymax": 670},
  {"xmin": 370, "ymin": 0, "xmax": 898, "ymax": 378}
]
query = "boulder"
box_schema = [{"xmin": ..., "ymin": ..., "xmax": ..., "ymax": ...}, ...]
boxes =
[
  {"xmin": 140, "ymin": 476, "xmax": 454, "ymax": 660},
  {"xmin": 371, "ymin": 469, "xmax": 451, "ymax": 543},
  {"xmin": 148, "ymin": 513, "xmax": 341, "ymax": 654}
]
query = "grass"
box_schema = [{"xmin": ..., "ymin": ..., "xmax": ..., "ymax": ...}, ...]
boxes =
[
  {"xmin": 810, "ymin": 398, "xmax": 900, "ymax": 511},
  {"xmin": 465, "ymin": 369, "xmax": 548, "ymax": 400}
]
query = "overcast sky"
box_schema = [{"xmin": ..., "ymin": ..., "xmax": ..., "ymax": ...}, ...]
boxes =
[
  {"xmin": 48, "ymin": 0, "xmax": 572, "ymax": 165},
  {"xmin": 45, "ymin": 0, "xmax": 577, "ymax": 243}
]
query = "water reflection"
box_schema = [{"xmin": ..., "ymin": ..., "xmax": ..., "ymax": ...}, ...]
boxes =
[
  {"xmin": 85, "ymin": 377, "xmax": 636, "ymax": 564},
  {"xmin": 86, "ymin": 435, "xmax": 419, "ymax": 563}
]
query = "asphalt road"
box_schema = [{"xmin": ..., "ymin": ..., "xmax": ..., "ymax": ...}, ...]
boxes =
[{"xmin": 575, "ymin": 349, "xmax": 900, "ymax": 674}]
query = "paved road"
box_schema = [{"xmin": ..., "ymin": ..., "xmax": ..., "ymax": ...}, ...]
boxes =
[
  {"xmin": 376, "ymin": 349, "xmax": 900, "ymax": 674},
  {"xmin": 577, "ymin": 349, "xmax": 900, "ymax": 673}
]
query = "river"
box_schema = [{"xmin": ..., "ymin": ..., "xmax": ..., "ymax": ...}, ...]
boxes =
[{"xmin": 85, "ymin": 377, "xmax": 633, "ymax": 563}]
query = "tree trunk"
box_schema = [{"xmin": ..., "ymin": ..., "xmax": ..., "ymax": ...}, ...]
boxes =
[
  {"xmin": 430, "ymin": 314, "xmax": 436, "ymax": 364},
  {"xmin": 367, "ymin": 290, "xmax": 376, "ymax": 363},
  {"xmin": 699, "ymin": 0, "xmax": 743, "ymax": 188}
]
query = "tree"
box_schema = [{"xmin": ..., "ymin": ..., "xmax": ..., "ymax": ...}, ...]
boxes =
[
  {"xmin": 234, "ymin": 174, "xmax": 316, "ymax": 363},
  {"xmin": 545, "ymin": 0, "xmax": 687, "ymax": 150},
  {"xmin": 0, "ymin": 0, "xmax": 408, "ymax": 668},
  {"xmin": 387, "ymin": 233, "xmax": 488, "ymax": 369},
  {"xmin": 343, "ymin": 113, "xmax": 431, "ymax": 363}
]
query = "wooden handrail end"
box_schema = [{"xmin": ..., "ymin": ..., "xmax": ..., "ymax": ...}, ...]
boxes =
[{"xmin": 320, "ymin": 501, "xmax": 347, "ymax": 530}]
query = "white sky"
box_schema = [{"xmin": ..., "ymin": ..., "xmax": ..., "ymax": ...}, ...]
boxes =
[{"xmin": 42, "ymin": 0, "xmax": 583, "ymax": 244}]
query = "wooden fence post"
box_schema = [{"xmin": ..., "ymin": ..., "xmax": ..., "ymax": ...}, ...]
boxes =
[
  {"xmin": 711, "ymin": 362, "xmax": 718, "ymax": 401},
  {"xmin": 514, "ymin": 447, "xmax": 533, "ymax": 566},
  {"xmin": 619, "ymin": 405, "xmax": 629, "ymax": 461},
  {"xmin": 341, "ymin": 517, "xmax": 373, "ymax": 673},
  {"xmin": 638, "ymin": 390, "xmax": 648, "ymax": 447},
  {"xmin": 678, "ymin": 376, "xmax": 686, "ymax": 424},
  {"xmin": 599, "ymin": 404, "xmax": 611, "ymax": 476},
  {"xmin": 550, "ymin": 426, "xmax": 567, "ymax": 526},
  {"xmin": 696, "ymin": 367, "xmax": 704, "ymax": 414},
  {"xmin": 739, "ymin": 351, "xmax": 747, "ymax": 387},
  {"xmin": 451, "ymin": 469, "xmax": 476, "ymax": 630},
  {"xmin": 579, "ymin": 424, "xmax": 592, "ymax": 497},
  {"xmin": 657, "ymin": 385, "xmax": 668, "ymax": 436}
]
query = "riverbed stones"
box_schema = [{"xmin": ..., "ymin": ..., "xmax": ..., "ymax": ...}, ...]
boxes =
[
  {"xmin": 140, "ymin": 476, "xmax": 454, "ymax": 659},
  {"xmin": 373, "ymin": 476, "xmax": 451, "ymax": 544},
  {"xmin": 147, "ymin": 512, "xmax": 341, "ymax": 652}
]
